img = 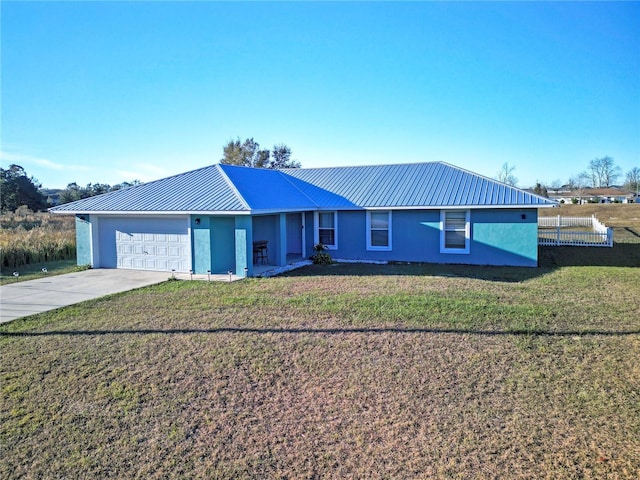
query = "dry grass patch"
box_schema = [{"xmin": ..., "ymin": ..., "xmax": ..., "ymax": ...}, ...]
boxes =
[
  {"xmin": 0, "ymin": 212, "xmax": 76, "ymax": 272},
  {"xmin": 538, "ymin": 203, "xmax": 640, "ymax": 228},
  {"xmin": 2, "ymin": 263, "xmax": 639, "ymax": 479}
]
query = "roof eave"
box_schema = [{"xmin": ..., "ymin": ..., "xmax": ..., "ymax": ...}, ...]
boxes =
[
  {"xmin": 363, "ymin": 203, "xmax": 558, "ymax": 210},
  {"xmin": 49, "ymin": 210, "xmax": 252, "ymax": 216}
]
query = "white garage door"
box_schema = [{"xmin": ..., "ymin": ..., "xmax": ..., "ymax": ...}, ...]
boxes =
[{"xmin": 98, "ymin": 216, "xmax": 191, "ymax": 272}]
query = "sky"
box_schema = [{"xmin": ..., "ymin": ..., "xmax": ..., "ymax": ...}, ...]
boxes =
[{"xmin": 1, "ymin": 1, "xmax": 639, "ymax": 190}]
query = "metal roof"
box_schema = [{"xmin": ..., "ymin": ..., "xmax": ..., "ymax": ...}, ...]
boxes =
[
  {"xmin": 49, "ymin": 165, "xmax": 248, "ymax": 213},
  {"xmin": 50, "ymin": 161, "xmax": 556, "ymax": 214},
  {"xmin": 282, "ymin": 162, "xmax": 555, "ymax": 208},
  {"xmin": 220, "ymin": 164, "xmax": 318, "ymax": 211}
]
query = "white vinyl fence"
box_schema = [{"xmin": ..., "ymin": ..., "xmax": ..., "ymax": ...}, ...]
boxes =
[{"xmin": 538, "ymin": 214, "xmax": 613, "ymax": 247}]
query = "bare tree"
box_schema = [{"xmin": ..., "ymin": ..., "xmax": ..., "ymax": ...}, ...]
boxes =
[
  {"xmin": 569, "ymin": 172, "xmax": 590, "ymax": 203},
  {"xmin": 496, "ymin": 163, "xmax": 518, "ymax": 186},
  {"xmin": 548, "ymin": 179, "xmax": 563, "ymax": 192},
  {"xmin": 588, "ymin": 156, "xmax": 621, "ymax": 188},
  {"xmin": 625, "ymin": 166, "xmax": 640, "ymax": 195}
]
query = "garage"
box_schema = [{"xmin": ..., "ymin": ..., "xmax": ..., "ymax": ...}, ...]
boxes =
[{"xmin": 97, "ymin": 216, "xmax": 191, "ymax": 272}]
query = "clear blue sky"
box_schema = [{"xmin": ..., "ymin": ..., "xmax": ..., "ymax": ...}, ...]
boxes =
[{"xmin": 2, "ymin": 1, "xmax": 639, "ymax": 189}]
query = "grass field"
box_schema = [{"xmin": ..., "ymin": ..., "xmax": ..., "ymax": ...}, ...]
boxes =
[
  {"xmin": 1, "ymin": 204, "xmax": 639, "ymax": 478},
  {"xmin": 0, "ymin": 212, "xmax": 76, "ymax": 271},
  {"xmin": 1, "ymin": 260, "xmax": 639, "ymax": 479}
]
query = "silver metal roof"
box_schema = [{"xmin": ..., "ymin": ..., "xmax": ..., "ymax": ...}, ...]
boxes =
[
  {"xmin": 282, "ymin": 162, "xmax": 554, "ymax": 208},
  {"xmin": 50, "ymin": 161, "xmax": 556, "ymax": 214},
  {"xmin": 50, "ymin": 165, "xmax": 248, "ymax": 213}
]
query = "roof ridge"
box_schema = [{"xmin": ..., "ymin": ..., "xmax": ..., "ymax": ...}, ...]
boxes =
[
  {"xmin": 281, "ymin": 160, "xmax": 444, "ymax": 172},
  {"xmin": 277, "ymin": 170, "xmax": 321, "ymax": 208},
  {"xmin": 216, "ymin": 164, "xmax": 251, "ymax": 210}
]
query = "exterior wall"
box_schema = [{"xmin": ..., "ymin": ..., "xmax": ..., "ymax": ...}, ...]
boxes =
[
  {"xmin": 190, "ymin": 216, "xmax": 237, "ymax": 274},
  {"xmin": 191, "ymin": 216, "xmax": 211, "ymax": 274},
  {"xmin": 235, "ymin": 216, "xmax": 253, "ymax": 277},
  {"xmin": 470, "ymin": 209, "xmax": 538, "ymax": 266},
  {"xmin": 211, "ymin": 217, "xmax": 235, "ymax": 274},
  {"xmin": 325, "ymin": 209, "xmax": 539, "ymax": 267},
  {"xmin": 75, "ymin": 215, "xmax": 92, "ymax": 266},
  {"xmin": 80, "ymin": 208, "xmax": 539, "ymax": 274}
]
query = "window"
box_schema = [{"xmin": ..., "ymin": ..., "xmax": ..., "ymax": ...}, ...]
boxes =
[
  {"xmin": 440, "ymin": 210, "xmax": 470, "ymax": 254},
  {"xmin": 367, "ymin": 211, "xmax": 392, "ymax": 251},
  {"xmin": 315, "ymin": 211, "xmax": 337, "ymax": 249}
]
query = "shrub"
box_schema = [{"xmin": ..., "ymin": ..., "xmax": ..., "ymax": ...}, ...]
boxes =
[{"xmin": 310, "ymin": 243, "xmax": 332, "ymax": 265}]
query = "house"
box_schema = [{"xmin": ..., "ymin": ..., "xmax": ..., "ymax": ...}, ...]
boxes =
[
  {"xmin": 549, "ymin": 188, "xmax": 636, "ymax": 205},
  {"xmin": 49, "ymin": 162, "xmax": 557, "ymax": 274}
]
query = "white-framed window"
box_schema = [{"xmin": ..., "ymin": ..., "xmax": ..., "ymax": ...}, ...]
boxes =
[
  {"xmin": 314, "ymin": 211, "xmax": 338, "ymax": 249},
  {"xmin": 440, "ymin": 210, "xmax": 470, "ymax": 254},
  {"xmin": 366, "ymin": 210, "xmax": 392, "ymax": 251}
]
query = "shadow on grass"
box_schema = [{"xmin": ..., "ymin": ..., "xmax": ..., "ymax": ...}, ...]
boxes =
[
  {"xmin": 624, "ymin": 227, "xmax": 640, "ymax": 238},
  {"xmin": 282, "ymin": 241, "xmax": 639, "ymax": 279},
  {"xmin": 281, "ymin": 263, "xmax": 553, "ymax": 283},
  {"xmin": 539, "ymin": 243, "xmax": 640, "ymax": 267},
  {"xmin": 2, "ymin": 327, "xmax": 639, "ymax": 337}
]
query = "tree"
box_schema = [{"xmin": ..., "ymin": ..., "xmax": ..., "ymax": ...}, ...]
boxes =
[
  {"xmin": 59, "ymin": 182, "xmax": 87, "ymax": 204},
  {"xmin": 221, "ymin": 137, "xmax": 270, "ymax": 168},
  {"xmin": 221, "ymin": 138, "xmax": 300, "ymax": 169},
  {"xmin": 624, "ymin": 166, "xmax": 640, "ymax": 194},
  {"xmin": 270, "ymin": 144, "xmax": 301, "ymax": 169},
  {"xmin": 0, "ymin": 164, "xmax": 47, "ymax": 212},
  {"xmin": 568, "ymin": 172, "xmax": 591, "ymax": 203},
  {"xmin": 112, "ymin": 180, "xmax": 141, "ymax": 191},
  {"xmin": 533, "ymin": 181, "xmax": 548, "ymax": 198},
  {"xmin": 588, "ymin": 156, "xmax": 621, "ymax": 188},
  {"xmin": 496, "ymin": 163, "xmax": 518, "ymax": 186},
  {"xmin": 58, "ymin": 180, "xmax": 141, "ymax": 204}
]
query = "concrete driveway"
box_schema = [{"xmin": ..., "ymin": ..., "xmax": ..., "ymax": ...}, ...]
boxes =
[{"xmin": 0, "ymin": 269, "xmax": 170, "ymax": 324}]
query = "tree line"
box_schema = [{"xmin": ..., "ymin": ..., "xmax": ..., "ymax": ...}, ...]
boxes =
[
  {"xmin": 0, "ymin": 164, "xmax": 141, "ymax": 213},
  {"xmin": 56, "ymin": 181, "xmax": 141, "ymax": 204},
  {"xmin": 496, "ymin": 156, "xmax": 639, "ymax": 195},
  {"xmin": 568, "ymin": 156, "xmax": 639, "ymax": 192}
]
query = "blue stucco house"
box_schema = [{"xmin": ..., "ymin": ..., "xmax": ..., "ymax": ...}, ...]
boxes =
[{"xmin": 50, "ymin": 162, "xmax": 557, "ymax": 274}]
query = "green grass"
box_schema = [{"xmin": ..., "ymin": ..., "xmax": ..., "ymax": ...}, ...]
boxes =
[
  {"xmin": 0, "ymin": 260, "xmax": 89, "ymax": 285},
  {"xmin": 1, "ymin": 262, "xmax": 639, "ymax": 479}
]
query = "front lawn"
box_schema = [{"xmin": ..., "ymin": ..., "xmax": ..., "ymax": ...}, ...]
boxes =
[{"xmin": 1, "ymin": 263, "xmax": 639, "ymax": 478}]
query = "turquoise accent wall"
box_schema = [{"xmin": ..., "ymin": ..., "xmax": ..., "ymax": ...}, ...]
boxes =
[
  {"xmin": 75, "ymin": 215, "xmax": 92, "ymax": 266},
  {"xmin": 325, "ymin": 208, "xmax": 539, "ymax": 267},
  {"xmin": 191, "ymin": 216, "xmax": 211, "ymax": 274},
  {"xmin": 471, "ymin": 209, "xmax": 538, "ymax": 266},
  {"xmin": 235, "ymin": 216, "xmax": 253, "ymax": 276},
  {"xmin": 190, "ymin": 215, "xmax": 239, "ymax": 274},
  {"xmin": 211, "ymin": 217, "xmax": 235, "ymax": 273}
]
